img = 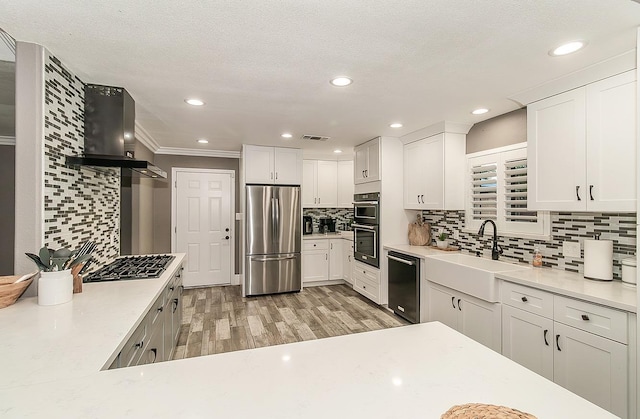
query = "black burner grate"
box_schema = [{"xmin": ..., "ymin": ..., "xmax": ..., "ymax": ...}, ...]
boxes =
[{"xmin": 84, "ymin": 255, "xmax": 175, "ymax": 282}]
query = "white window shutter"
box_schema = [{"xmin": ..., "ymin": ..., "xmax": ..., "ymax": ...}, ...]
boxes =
[{"xmin": 466, "ymin": 154, "xmax": 499, "ymax": 232}]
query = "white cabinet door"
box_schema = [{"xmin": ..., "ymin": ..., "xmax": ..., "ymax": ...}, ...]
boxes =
[
  {"xmin": 421, "ymin": 134, "xmax": 445, "ymax": 209},
  {"xmin": 274, "ymin": 148, "xmax": 302, "ymax": 185},
  {"xmin": 403, "ymin": 139, "xmax": 426, "ymax": 209},
  {"xmin": 302, "ymin": 160, "xmax": 317, "ymax": 207},
  {"xmin": 244, "ymin": 145, "xmax": 275, "ymax": 184},
  {"xmin": 427, "ymin": 283, "xmax": 459, "ymax": 331},
  {"xmin": 554, "ymin": 322, "xmax": 628, "ymax": 418},
  {"xmin": 365, "ymin": 137, "xmax": 381, "ymax": 182},
  {"xmin": 458, "ymin": 293, "xmax": 501, "ymax": 352},
  {"xmin": 337, "ymin": 160, "xmax": 354, "ymax": 208},
  {"xmin": 329, "ymin": 239, "xmax": 343, "ymax": 280},
  {"xmin": 316, "ymin": 160, "xmax": 338, "ymax": 207},
  {"xmin": 527, "ymin": 88, "xmax": 587, "ymax": 211},
  {"xmin": 342, "ymin": 239, "xmax": 353, "ymax": 284},
  {"xmin": 502, "ymin": 305, "xmax": 554, "ymax": 380},
  {"xmin": 354, "ymin": 144, "xmax": 368, "ymax": 184},
  {"xmin": 303, "ymin": 250, "xmax": 329, "ymax": 283},
  {"xmin": 586, "ymin": 71, "xmax": 636, "ymax": 212}
]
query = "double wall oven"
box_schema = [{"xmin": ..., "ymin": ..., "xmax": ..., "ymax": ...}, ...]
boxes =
[{"xmin": 353, "ymin": 192, "xmax": 380, "ymax": 268}]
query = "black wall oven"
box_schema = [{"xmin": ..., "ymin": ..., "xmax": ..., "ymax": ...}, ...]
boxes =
[{"xmin": 353, "ymin": 192, "xmax": 380, "ymax": 268}]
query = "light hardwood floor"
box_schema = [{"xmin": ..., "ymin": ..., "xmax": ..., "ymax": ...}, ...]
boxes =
[{"xmin": 173, "ymin": 284, "xmax": 409, "ymax": 359}]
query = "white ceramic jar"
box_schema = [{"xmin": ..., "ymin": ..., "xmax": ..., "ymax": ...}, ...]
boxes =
[
  {"xmin": 621, "ymin": 258, "xmax": 637, "ymax": 285},
  {"xmin": 38, "ymin": 269, "xmax": 73, "ymax": 305}
]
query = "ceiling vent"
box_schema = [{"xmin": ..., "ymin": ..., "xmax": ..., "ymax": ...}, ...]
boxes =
[{"xmin": 300, "ymin": 134, "xmax": 330, "ymax": 141}]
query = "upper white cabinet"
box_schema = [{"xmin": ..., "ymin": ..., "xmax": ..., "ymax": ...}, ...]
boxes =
[
  {"xmin": 302, "ymin": 160, "xmax": 338, "ymax": 208},
  {"xmin": 354, "ymin": 137, "xmax": 381, "ymax": 184},
  {"xmin": 244, "ymin": 145, "xmax": 303, "ymax": 185},
  {"xmin": 337, "ymin": 160, "xmax": 354, "ymax": 207},
  {"xmin": 403, "ymin": 133, "xmax": 466, "ymax": 210},
  {"xmin": 528, "ymin": 71, "xmax": 636, "ymax": 211}
]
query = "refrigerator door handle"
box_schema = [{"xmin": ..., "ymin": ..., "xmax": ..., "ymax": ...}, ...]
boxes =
[{"xmin": 252, "ymin": 255, "xmax": 297, "ymax": 262}]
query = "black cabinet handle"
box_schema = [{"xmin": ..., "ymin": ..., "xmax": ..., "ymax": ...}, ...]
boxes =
[
  {"xmin": 157, "ymin": 306, "xmax": 163, "ymax": 313},
  {"xmin": 172, "ymin": 299, "xmax": 179, "ymax": 313},
  {"xmin": 556, "ymin": 334, "xmax": 561, "ymax": 351},
  {"xmin": 581, "ymin": 314, "xmax": 590, "ymax": 321},
  {"xmin": 543, "ymin": 329, "xmax": 549, "ymax": 346},
  {"xmin": 457, "ymin": 299, "xmax": 462, "ymax": 311},
  {"xmin": 420, "ymin": 194, "xmax": 424, "ymax": 204},
  {"xmin": 589, "ymin": 185, "xmax": 594, "ymax": 201},
  {"xmin": 225, "ymin": 236, "xmax": 230, "ymax": 240},
  {"xmin": 134, "ymin": 340, "xmax": 144, "ymax": 349},
  {"xmin": 225, "ymin": 227, "xmax": 230, "ymax": 232},
  {"xmin": 521, "ymin": 296, "xmax": 528, "ymax": 302},
  {"xmin": 451, "ymin": 296, "xmax": 455, "ymax": 308},
  {"xmin": 149, "ymin": 348, "xmax": 157, "ymax": 363},
  {"xmin": 576, "ymin": 186, "xmax": 581, "ymax": 201},
  {"xmin": 417, "ymin": 195, "xmax": 420, "ymax": 204},
  {"xmin": 169, "ymin": 286, "xmax": 175, "ymax": 291}
]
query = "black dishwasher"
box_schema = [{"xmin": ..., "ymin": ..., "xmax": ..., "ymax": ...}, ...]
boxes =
[{"xmin": 387, "ymin": 251, "xmax": 420, "ymax": 323}]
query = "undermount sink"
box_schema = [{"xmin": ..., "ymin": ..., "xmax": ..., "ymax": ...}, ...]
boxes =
[{"xmin": 425, "ymin": 253, "xmax": 530, "ymax": 302}]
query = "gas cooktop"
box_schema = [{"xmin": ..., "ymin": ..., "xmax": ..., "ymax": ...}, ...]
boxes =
[{"xmin": 84, "ymin": 255, "xmax": 175, "ymax": 282}]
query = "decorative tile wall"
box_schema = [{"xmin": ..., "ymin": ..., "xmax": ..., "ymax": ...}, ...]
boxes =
[
  {"xmin": 421, "ymin": 210, "xmax": 636, "ymax": 280},
  {"xmin": 303, "ymin": 208, "xmax": 354, "ymax": 232},
  {"xmin": 43, "ymin": 53, "xmax": 120, "ymax": 266}
]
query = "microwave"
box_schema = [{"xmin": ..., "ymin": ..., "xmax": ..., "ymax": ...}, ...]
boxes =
[{"xmin": 353, "ymin": 192, "xmax": 380, "ymax": 225}]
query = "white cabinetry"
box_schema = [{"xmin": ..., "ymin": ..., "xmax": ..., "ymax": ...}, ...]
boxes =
[
  {"xmin": 342, "ymin": 237, "xmax": 354, "ymax": 285},
  {"xmin": 244, "ymin": 145, "xmax": 303, "ymax": 185},
  {"xmin": 302, "ymin": 160, "xmax": 338, "ymax": 207},
  {"xmin": 501, "ymin": 281, "xmax": 631, "ymax": 418},
  {"xmin": 427, "ymin": 282, "xmax": 501, "ymax": 352},
  {"xmin": 354, "ymin": 137, "xmax": 381, "ymax": 184},
  {"xmin": 403, "ymin": 133, "xmax": 466, "ymax": 210},
  {"xmin": 353, "ymin": 261, "xmax": 381, "ymax": 303},
  {"xmin": 302, "ymin": 240, "xmax": 329, "ymax": 283},
  {"xmin": 528, "ymin": 71, "xmax": 636, "ymax": 211},
  {"xmin": 337, "ymin": 160, "xmax": 354, "ymax": 208},
  {"xmin": 329, "ymin": 239, "xmax": 343, "ymax": 280}
]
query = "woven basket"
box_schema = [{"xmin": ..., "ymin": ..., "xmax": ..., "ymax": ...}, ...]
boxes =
[
  {"xmin": 0, "ymin": 274, "xmax": 37, "ymax": 309},
  {"xmin": 441, "ymin": 403, "xmax": 537, "ymax": 419}
]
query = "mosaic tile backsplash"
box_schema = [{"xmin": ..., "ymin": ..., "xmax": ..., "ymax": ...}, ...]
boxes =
[
  {"xmin": 43, "ymin": 53, "xmax": 120, "ymax": 266},
  {"xmin": 303, "ymin": 208, "xmax": 354, "ymax": 232},
  {"xmin": 421, "ymin": 210, "xmax": 636, "ymax": 280}
]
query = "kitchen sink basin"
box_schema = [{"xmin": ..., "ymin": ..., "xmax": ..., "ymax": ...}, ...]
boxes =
[{"xmin": 424, "ymin": 253, "xmax": 530, "ymax": 302}]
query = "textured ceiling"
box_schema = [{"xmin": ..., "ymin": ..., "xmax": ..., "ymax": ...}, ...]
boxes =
[{"xmin": 1, "ymin": 1, "xmax": 639, "ymax": 156}]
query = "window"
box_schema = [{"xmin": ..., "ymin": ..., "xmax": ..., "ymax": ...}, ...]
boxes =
[{"xmin": 465, "ymin": 143, "xmax": 550, "ymax": 238}]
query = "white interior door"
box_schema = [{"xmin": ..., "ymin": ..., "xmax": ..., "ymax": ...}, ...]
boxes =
[{"xmin": 175, "ymin": 170, "xmax": 234, "ymax": 287}]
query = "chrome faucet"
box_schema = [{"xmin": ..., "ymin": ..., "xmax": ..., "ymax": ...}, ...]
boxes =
[{"xmin": 478, "ymin": 220, "xmax": 503, "ymax": 260}]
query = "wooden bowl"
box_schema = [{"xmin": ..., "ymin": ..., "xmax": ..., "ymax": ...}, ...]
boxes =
[{"xmin": 0, "ymin": 273, "xmax": 37, "ymax": 309}]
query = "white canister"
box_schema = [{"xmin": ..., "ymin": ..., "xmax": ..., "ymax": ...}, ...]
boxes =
[
  {"xmin": 621, "ymin": 258, "xmax": 637, "ymax": 285},
  {"xmin": 583, "ymin": 239, "xmax": 614, "ymax": 281},
  {"xmin": 38, "ymin": 269, "xmax": 73, "ymax": 306}
]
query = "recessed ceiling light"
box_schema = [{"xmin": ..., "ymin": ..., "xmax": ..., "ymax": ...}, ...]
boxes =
[
  {"xmin": 550, "ymin": 41, "xmax": 585, "ymax": 56},
  {"xmin": 330, "ymin": 77, "xmax": 353, "ymax": 87},
  {"xmin": 281, "ymin": 133, "xmax": 293, "ymax": 138},
  {"xmin": 334, "ymin": 149, "xmax": 342, "ymax": 154},
  {"xmin": 185, "ymin": 98, "xmax": 205, "ymax": 106},
  {"xmin": 197, "ymin": 139, "xmax": 209, "ymax": 144},
  {"xmin": 472, "ymin": 108, "xmax": 489, "ymax": 115},
  {"xmin": 389, "ymin": 123, "xmax": 403, "ymax": 128}
]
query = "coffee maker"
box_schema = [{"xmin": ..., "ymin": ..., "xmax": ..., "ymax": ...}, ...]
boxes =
[
  {"xmin": 303, "ymin": 216, "xmax": 313, "ymax": 235},
  {"xmin": 318, "ymin": 217, "xmax": 336, "ymax": 233}
]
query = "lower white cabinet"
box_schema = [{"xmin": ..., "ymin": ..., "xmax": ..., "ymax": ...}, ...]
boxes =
[
  {"xmin": 342, "ymin": 238, "xmax": 354, "ymax": 285},
  {"xmin": 501, "ymin": 281, "xmax": 631, "ymax": 418},
  {"xmin": 303, "ymin": 240, "xmax": 329, "ymax": 283},
  {"xmin": 329, "ymin": 239, "xmax": 343, "ymax": 280},
  {"xmin": 353, "ymin": 261, "xmax": 381, "ymax": 304},
  {"xmin": 427, "ymin": 282, "xmax": 501, "ymax": 352}
]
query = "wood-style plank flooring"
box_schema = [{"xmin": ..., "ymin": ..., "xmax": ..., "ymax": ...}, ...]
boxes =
[{"xmin": 173, "ymin": 284, "xmax": 409, "ymax": 359}]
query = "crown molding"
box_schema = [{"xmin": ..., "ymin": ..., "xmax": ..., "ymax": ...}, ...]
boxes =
[
  {"xmin": 400, "ymin": 121, "xmax": 473, "ymax": 144},
  {"xmin": 155, "ymin": 147, "xmax": 241, "ymax": 159},
  {"xmin": 0, "ymin": 136, "xmax": 16, "ymax": 145},
  {"xmin": 134, "ymin": 122, "xmax": 160, "ymax": 153}
]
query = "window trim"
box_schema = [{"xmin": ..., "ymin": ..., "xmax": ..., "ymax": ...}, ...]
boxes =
[{"xmin": 464, "ymin": 143, "xmax": 551, "ymax": 241}]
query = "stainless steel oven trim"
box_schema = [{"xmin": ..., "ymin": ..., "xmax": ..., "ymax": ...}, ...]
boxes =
[
  {"xmin": 354, "ymin": 226, "xmax": 378, "ymax": 260},
  {"xmin": 352, "ymin": 223, "xmax": 375, "ymax": 230},
  {"xmin": 352, "ymin": 200, "xmax": 379, "ymax": 205}
]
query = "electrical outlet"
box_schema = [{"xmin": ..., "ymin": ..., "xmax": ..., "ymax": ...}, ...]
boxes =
[
  {"xmin": 452, "ymin": 230, "xmax": 460, "ymax": 240},
  {"xmin": 563, "ymin": 241, "xmax": 581, "ymax": 258}
]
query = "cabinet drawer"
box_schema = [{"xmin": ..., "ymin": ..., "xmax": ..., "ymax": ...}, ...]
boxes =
[
  {"xmin": 353, "ymin": 277, "xmax": 380, "ymax": 302},
  {"xmin": 121, "ymin": 321, "xmax": 147, "ymax": 367},
  {"xmin": 353, "ymin": 262, "xmax": 379, "ymax": 283},
  {"xmin": 303, "ymin": 240, "xmax": 328, "ymax": 251},
  {"xmin": 554, "ymin": 295, "xmax": 628, "ymax": 343},
  {"xmin": 502, "ymin": 281, "xmax": 553, "ymax": 318},
  {"xmin": 149, "ymin": 294, "xmax": 166, "ymax": 326}
]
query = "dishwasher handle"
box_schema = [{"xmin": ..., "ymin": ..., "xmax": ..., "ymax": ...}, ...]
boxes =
[{"xmin": 387, "ymin": 255, "xmax": 415, "ymax": 266}]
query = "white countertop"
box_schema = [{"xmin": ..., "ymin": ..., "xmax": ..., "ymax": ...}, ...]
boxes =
[
  {"xmin": 0, "ymin": 254, "xmax": 185, "ymax": 390},
  {"xmin": 304, "ymin": 231, "xmax": 353, "ymax": 240},
  {"xmin": 384, "ymin": 244, "xmax": 636, "ymax": 313},
  {"xmin": 0, "ymin": 322, "xmax": 614, "ymax": 418}
]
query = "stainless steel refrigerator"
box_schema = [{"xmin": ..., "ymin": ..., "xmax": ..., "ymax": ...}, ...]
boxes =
[{"xmin": 245, "ymin": 185, "xmax": 301, "ymax": 296}]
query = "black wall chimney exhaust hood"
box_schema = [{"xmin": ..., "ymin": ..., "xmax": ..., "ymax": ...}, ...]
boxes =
[{"xmin": 65, "ymin": 84, "xmax": 166, "ymax": 179}]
